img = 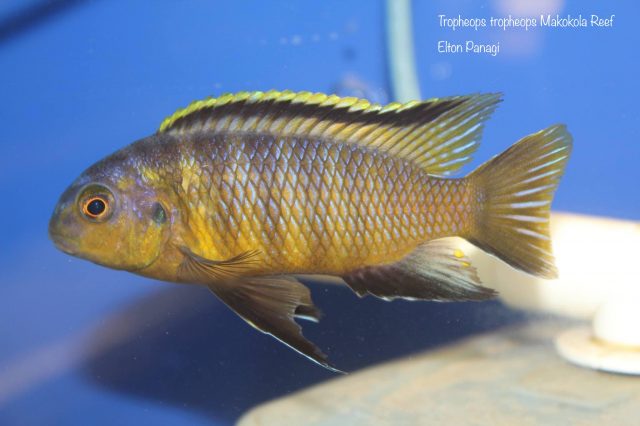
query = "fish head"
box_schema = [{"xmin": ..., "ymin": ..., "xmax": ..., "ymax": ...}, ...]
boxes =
[{"xmin": 49, "ymin": 154, "xmax": 171, "ymax": 271}]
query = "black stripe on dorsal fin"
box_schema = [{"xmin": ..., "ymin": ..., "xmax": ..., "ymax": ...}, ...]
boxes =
[{"xmin": 158, "ymin": 90, "xmax": 501, "ymax": 175}]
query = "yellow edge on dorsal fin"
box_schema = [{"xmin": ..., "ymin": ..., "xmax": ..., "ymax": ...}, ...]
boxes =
[{"xmin": 158, "ymin": 90, "xmax": 502, "ymax": 175}]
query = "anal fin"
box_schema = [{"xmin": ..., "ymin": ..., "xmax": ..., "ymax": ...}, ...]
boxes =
[
  {"xmin": 343, "ymin": 239, "xmax": 497, "ymax": 302},
  {"xmin": 207, "ymin": 276, "xmax": 343, "ymax": 373}
]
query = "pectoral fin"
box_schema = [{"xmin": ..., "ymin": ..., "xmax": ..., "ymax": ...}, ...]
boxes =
[
  {"xmin": 343, "ymin": 238, "xmax": 497, "ymax": 302},
  {"xmin": 178, "ymin": 246, "xmax": 260, "ymax": 283},
  {"xmin": 207, "ymin": 275, "xmax": 343, "ymax": 373}
]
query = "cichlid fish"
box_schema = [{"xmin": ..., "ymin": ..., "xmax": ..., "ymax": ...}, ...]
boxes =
[{"xmin": 49, "ymin": 90, "xmax": 572, "ymax": 371}]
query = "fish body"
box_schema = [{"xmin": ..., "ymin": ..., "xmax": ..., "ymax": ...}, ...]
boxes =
[
  {"xmin": 131, "ymin": 132, "xmax": 473, "ymax": 279},
  {"xmin": 49, "ymin": 91, "xmax": 572, "ymax": 371}
]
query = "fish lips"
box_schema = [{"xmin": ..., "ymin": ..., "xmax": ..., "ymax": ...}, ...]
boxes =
[
  {"xmin": 49, "ymin": 222, "xmax": 79, "ymax": 256},
  {"xmin": 49, "ymin": 232, "xmax": 79, "ymax": 256},
  {"xmin": 48, "ymin": 199, "xmax": 81, "ymax": 256}
]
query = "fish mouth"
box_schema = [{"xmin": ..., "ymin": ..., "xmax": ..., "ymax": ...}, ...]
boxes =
[
  {"xmin": 48, "ymin": 215, "xmax": 80, "ymax": 256},
  {"xmin": 49, "ymin": 230, "xmax": 79, "ymax": 256}
]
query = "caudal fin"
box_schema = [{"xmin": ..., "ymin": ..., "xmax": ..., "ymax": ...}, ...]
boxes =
[{"xmin": 467, "ymin": 125, "xmax": 572, "ymax": 279}]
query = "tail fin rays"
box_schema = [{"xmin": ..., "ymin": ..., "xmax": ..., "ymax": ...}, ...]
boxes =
[{"xmin": 467, "ymin": 125, "xmax": 572, "ymax": 278}]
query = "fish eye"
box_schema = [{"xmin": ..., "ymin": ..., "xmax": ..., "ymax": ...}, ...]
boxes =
[
  {"xmin": 84, "ymin": 197, "xmax": 107, "ymax": 217},
  {"xmin": 78, "ymin": 185, "xmax": 114, "ymax": 222}
]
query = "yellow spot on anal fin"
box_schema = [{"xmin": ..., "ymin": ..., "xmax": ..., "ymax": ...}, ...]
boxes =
[{"xmin": 453, "ymin": 249, "xmax": 464, "ymax": 259}]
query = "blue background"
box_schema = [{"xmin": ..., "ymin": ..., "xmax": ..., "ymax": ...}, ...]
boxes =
[{"xmin": 0, "ymin": 0, "xmax": 637, "ymax": 424}]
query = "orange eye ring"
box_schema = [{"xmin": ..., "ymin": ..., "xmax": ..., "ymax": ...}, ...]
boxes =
[{"xmin": 82, "ymin": 196, "xmax": 109, "ymax": 220}]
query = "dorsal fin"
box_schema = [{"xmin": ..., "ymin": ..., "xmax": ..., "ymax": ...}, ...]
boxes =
[{"xmin": 158, "ymin": 90, "xmax": 501, "ymax": 175}]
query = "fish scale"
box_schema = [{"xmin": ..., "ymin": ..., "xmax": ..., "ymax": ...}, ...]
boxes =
[{"xmin": 169, "ymin": 133, "xmax": 473, "ymax": 275}]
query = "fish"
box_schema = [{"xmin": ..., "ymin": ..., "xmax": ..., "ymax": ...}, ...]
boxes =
[{"xmin": 49, "ymin": 90, "xmax": 572, "ymax": 372}]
